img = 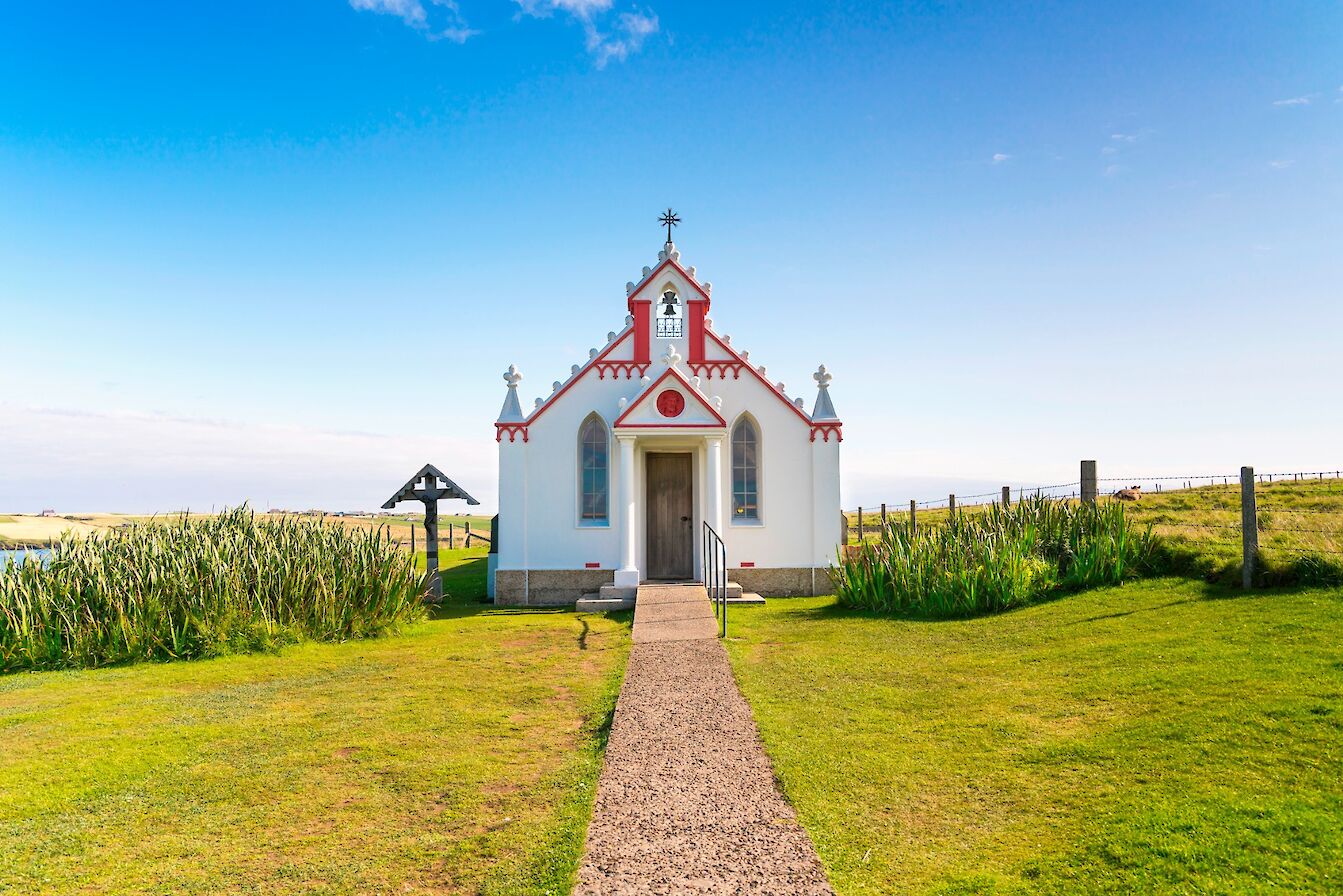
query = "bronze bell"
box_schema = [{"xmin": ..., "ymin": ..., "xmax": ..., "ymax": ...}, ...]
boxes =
[{"xmin": 661, "ymin": 291, "xmax": 679, "ymax": 316}]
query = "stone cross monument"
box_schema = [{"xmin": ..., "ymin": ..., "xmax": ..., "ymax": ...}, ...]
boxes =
[{"xmin": 383, "ymin": 464, "xmax": 480, "ymax": 601}]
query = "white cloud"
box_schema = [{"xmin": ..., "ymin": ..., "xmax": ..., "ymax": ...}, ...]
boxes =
[
  {"xmin": 991, "ymin": 152, "xmax": 1010, "ymax": 164},
  {"xmin": 1268, "ymin": 159, "xmax": 1295, "ymax": 169},
  {"xmin": 1110, "ymin": 133, "xmax": 1137, "ymax": 143},
  {"xmin": 1103, "ymin": 163, "xmax": 1124, "ymax": 177},
  {"xmin": 1272, "ymin": 95, "xmax": 1312, "ymax": 106},
  {"xmin": 515, "ymin": 0, "xmax": 659, "ymax": 66},
  {"xmin": 349, "ymin": 0, "xmax": 479, "ymax": 42}
]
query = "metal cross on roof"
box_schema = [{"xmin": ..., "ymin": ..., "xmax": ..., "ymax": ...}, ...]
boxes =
[{"xmin": 658, "ymin": 208, "xmax": 680, "ymax": 243}]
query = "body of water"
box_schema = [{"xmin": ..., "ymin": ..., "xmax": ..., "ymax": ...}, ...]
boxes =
[{"xmin": 0, "ymin": 548, "xmax": 52, "ymax": 567}]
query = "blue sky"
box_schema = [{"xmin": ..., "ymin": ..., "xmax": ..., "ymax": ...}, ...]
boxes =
[{"xmin": 1, "ymin": 0, "xmax": 1340, "ymax": 513}]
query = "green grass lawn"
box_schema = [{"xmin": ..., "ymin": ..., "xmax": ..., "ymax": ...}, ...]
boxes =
[
  {"xmin": 0, "ymin": 598, "xmax": 631, "ymax": 894},
  {"xmin": 725, "ymin": 579, "xmax": 1343, "ymax": 894}
]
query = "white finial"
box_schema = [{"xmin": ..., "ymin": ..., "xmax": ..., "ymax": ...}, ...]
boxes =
[
  {"xmin": 640, "ymin": 374, "xmax": 651, "ymax": 386},
  {"xmin": 535, "ymin": 398, "xmax": 544, "ymax": 409},
  {"xmin": 776, "ymin": 382, "xmax": 786, "ymax": 392},
  {"xmin": 618, "ymin": 396, "xmax": 628, "ymax": 411},
  {"xmin": 741, "ymin": 350, "xmax": 749, "ymax": 361},
  {"xmin": 589, "ymin": 348, "xmax": 599, "ymax": 360},
  {"xmin": 687, "ymin": 266, "xmax": 696, "ymax": 278},
  {"xmin": 712, "ymin": 395, "xmax": 723, "ymax": 410},
  {"xmin": 625, "ymin": 314, "xmax": 634, "ymax": 325},
  {"xmin": 704, "ymin": 317, "xmax": 713, "ymax": 329},
  {"xmin": 757, "ymin": 365, "xmax": 767, "ymax": 375},
  {"xmin": 607, "ymin": 331, "xmax": 616, "ymax": 342},
  {"xmin": 626, "ymin": 281, "xmax": 635, "ymax": 294},
  {"xmin": 497, "ymin": 365, "xmax": 526, "ymax": 423},
  {"xmin": 552, "ymin": 381, "xmax": 561, "ymax": 392},
  {"xmin": 571, "ymin": 364, "xmax": 580, "ymax": 376},
  {"xmin": 642, "ymin": 265, "xmax": 651, "ymax": 277},
  {"xmin": 661, "ymin": 342, "xmax": 683, "ymax": 368},
  {"xmin": 691, "ymin": 375, "xmax": 702, "ymax": 389},
  {"xmin": 704, "ymin": 282, "xmax": 712, "ymax": 293},
  {"xmin": 794, "ymin": 397, "xmax": 805, "ymax": 409},
  {"xmin": 812, "ymin": 364, "xmax": 839, "ymax": 422}
]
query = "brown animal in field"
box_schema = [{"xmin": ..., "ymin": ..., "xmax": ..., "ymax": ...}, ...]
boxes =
[{"xmin": 1113, "ymin": 485, "xmax": 1143, "ymax": 501}]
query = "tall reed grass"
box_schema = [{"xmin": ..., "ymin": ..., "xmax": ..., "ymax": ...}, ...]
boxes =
[
  {"xmin": 0, "ymin": 508, "xmax": 427, "ymax": 672},
  {"xmin": 835, "ymin": 497, "xmax": 1156, "ymax": 616}
]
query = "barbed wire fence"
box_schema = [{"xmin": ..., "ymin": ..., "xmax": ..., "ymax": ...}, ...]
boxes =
[{"xmin": 844, "ymin": 462, "xmax": 1343, "ymax": 588}]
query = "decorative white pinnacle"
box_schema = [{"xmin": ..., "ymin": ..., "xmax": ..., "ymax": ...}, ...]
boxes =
[
  {"xmin": 626, "ymin": 282, "xmax": 635, "ymax": 295},
  {"xmin": 607, "ymin": 331, "xmax": 616, "ymax": 342},
  {"xmin": 618, "ymin": 396, "xmax": 628, "ymax": 411},
  {"xmin": 794, "ymin": 397, "xmax": 805, "ymax": 409},
  {"xmin": 625, "ymin": 314, "xmax": 634, "ymax": 325},
  {"xmin": 496, "ymin": 365, "xmax": 526, "ymax": 424},
  {"xmin": 571, "ymin": 364, "xmax": 580, "ymax": 376},
  {"xmin": 712, "ymin": 395, "xmax": 723, "ymax": 410},
  {"xmin": 552, "ymin": 380, "xmax": 561, "ymax": 392},
  {"xmin": 662, "ymin": 342, "xmax": 683, "ymax": 368},
  {"xmin": 640, "ymin": 375, "xmax": 651, "ymax": 387},
  {"xmin": 812, "ymin": 364, "xmax": 839, "ymax": 422},
  {"xmin": 776, "ymin": 382, "xmax": 786, "ymax": 393},
  {"xmin": 534, "ymin": 398, "xmax": 543, "ymax": 409},
  {"xmin": 691, "ymin": 375, "xmax": 702, "ymax": 390}
]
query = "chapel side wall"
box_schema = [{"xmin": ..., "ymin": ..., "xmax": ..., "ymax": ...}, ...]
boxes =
[
  {"xmin": 517, "ymin": 373, "xmax": 632, "ymax": 571},
  {"xmin": 709, "ymin": 373, "xmax": 818, "ymax": 573}
]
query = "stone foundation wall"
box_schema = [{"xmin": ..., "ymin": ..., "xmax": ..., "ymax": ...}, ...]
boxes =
[
  {"xmin": 494, "ymin": 569, "xmax": 615, "ymax": 607},
  {"xmin": 730, "ymin": 566, "xmax": 836, "ymax": 597}
]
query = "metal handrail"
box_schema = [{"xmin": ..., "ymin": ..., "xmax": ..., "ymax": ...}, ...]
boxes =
[{"xmin": 701, "ymin": 521, "xmax": 727, "ymax": 638}]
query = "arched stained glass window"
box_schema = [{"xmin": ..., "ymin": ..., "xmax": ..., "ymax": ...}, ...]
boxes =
[
  {"xmin": 579, "ymin": 414, "xmax": 609, "ymax": 524},
  {"xmin": 731, "ymin": 416, "xmax": 760, "ymax": 521}
]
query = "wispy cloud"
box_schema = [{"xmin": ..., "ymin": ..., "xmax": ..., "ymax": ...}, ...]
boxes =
[
  {"xmin": 1268, "ymin": 159, "xmax": 1295, "ymax": 169},
  {"xmin": 991, "ymin": 152, "xmax": 1011, "ymax": 164},
  {"xmin": 516, "ymin": 0, "xmax": 659, "ymax": 67},
  {"xmin": 349, "ymin": 0, "xmax": 478, "ymax": 42},
  {"xmin": 1272, "ymin": 95, "xmax": 1312, "ymax": 106}
]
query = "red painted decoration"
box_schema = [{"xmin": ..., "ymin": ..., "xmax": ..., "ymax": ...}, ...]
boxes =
[
  {"xmin": 740, "ymin": 561, "xmax": 756, "ymax": 568},
  {"xmin": 585, "ymin": 562, "xmax": 601, "ymax": 569},
  {"xmin": 656, "ymin": 390, "xmax": 686, "ymax": 418}
]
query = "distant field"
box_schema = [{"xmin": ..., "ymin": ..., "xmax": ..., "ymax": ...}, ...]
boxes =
[{"xmin": 0, "ymin": 511, "xmax": 495, "ymax": 549}]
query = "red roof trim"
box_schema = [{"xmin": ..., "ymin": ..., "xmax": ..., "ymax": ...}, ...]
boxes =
[
  {"xmin": 703, "ymin": 329, "xmax": 824, "ymax": 426},
  {"xmin": 524, "ymin": 325, "xmax": 634, "ymax": 427},
  {"xmin": 626, "ymin": 257, "xmax": 712, "ymax": 313},
  {"xmin": 613, "ymin": 366, "xmax": 728, "ymax": 428}
]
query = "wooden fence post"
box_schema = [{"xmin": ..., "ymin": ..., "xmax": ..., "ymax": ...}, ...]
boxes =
[
  {"xmin": 1080, "ymin": 460, "xmax": 1097, "ymax": 504},
  {"xmin": 948, "ymin": 494, "xmax": 956, "ymax": 516},
  {"xmin": 410, "ymin": 523, "xmax": 416, "ymax": 555},
  {"xmin": 857, "ymin": 507, "xmax": 864, "ymax": 542},
  {"xmin": 909, "ymin": 499, "xmax": 917, "ymax": 532},
  {"xmin": 1241, "ymin": 466, "xmax": 1257, "ymax": 590},
  {"xmin": 448, "ymin": 523, "xmax": 454, "ymax": 549},
  {"xmin": 1002, "ymin": 486, "xmax": 1011, "ymax": 507},
  {"xmin": 880, "ymin": 502, "xmax": 887, "ymax": 532}
]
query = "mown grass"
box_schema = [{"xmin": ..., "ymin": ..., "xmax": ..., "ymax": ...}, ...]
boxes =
[
  {"xmin": 0, "ymin": 508, "xmax": 426, "ymax": 672},
  {"xmin": 0, "ymin": 567, "xmax": 632, "ymax": 894},
  {"xmin": 725, "ymin": 580, "xmax": 1343, "ymax": 895}
]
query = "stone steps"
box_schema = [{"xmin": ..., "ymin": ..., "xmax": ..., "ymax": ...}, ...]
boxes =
[{"xmin": 575, "ymin": 581, "xmax": 764, "ymax": 612}]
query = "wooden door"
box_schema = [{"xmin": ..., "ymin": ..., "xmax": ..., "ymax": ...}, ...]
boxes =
[{"xmin": 646, "ymin": 452, "xmax": 694, "ymax": 580}]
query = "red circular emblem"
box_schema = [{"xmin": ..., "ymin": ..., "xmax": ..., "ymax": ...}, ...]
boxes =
[{"xmin": 656, "ymin": 390, "xmax": 685, "ymax": 418}]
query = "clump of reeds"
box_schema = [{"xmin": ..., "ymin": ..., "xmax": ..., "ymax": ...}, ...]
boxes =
[
  {"xmin": 835, "ymin": 497, "xmax": 1156, "ymax": 616},
  {"xmin": 0, "ymin": 507, "xmax": 427, "ymax": 672}
]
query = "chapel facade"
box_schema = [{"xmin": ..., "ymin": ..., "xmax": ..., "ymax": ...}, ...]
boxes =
[{"xmin": 493, "ymin": 234, "xmax": 842, "ymax": 605}]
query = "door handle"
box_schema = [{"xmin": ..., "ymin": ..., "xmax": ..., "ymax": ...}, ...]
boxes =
[{"xmin": 681, "ymin": 516, "xmax": 691, "ymax": 522}]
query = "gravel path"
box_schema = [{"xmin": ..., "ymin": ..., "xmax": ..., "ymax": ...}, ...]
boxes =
[{"xmin": 574, "ymin": 585, "xmax": 834, "ymax": 895}]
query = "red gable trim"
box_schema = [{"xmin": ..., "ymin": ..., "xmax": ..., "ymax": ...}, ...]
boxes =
[
  {"xmin": 523, "ymin": 325, "xmax": 634, "ymax": 427},
  {"xmin": 703, "ymin": 329, "xmax": 827, "ymax": 427},
  {"xmin": 626, "ymin": 257, "xmax": 712, "ymax": 313},
  {"xmin": 613, "ymin": 365, "xmax": 728, "ymax": 428}
]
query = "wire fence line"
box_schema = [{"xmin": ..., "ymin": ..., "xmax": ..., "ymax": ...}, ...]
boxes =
[{"xmin": 844, "ymin": 462, "xmax": 1343, "ymax": 582}]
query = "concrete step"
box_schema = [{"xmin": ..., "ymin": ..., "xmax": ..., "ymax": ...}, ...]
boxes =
[
  {"xmin": 724, "ymin": 593, "xmax": 766, "ymax": 605},
  {"xmin": 576, "ymin": 584, "xmax": 637, "ymax": 612},
  {"xmin": 576, "ymin": 594, "xmax": 635, "ymax": 612}
]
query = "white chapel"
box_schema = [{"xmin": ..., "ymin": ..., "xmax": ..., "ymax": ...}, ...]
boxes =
[{"xmin": 492, "ymin": 224, "xmax": 842, "ymax": 606}]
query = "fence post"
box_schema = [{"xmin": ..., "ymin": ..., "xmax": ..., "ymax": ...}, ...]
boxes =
[
  {"xmin": 948, "ymin": 494, "xmax": 956, "ymax": 516},
  {"xmin": 880, "ymin": 502, "xmax": 887, "ymax": 532},
  {"xmin": 1001, "ymin": 486, "xmax": 1011, "ymax": 507},
  {"xmin": 411, "ymin": 523, "xmax": 416, "ymax": 555},
  {"xmin": 1081, "ymin": 460, "xmax": 1097, "ymax": 504},
  {"xmin": 1240, "ymin": 466, "xmax": 1257, "ymax": 590},
  {"xmin": 448, "ymin": 523, "xmax": 454, "ymax": 549},
  {"xmin": 857, "ymin": 507, "xmax": 864, "ymax": 542},
  {"xmin": 909, "ymin": 499, "xmax": 917, "ymax": 532},
  {"xmin": 465, "ymin": 522, "xmax": 472, "ymax": 547}
]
